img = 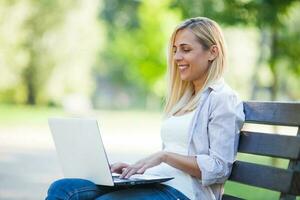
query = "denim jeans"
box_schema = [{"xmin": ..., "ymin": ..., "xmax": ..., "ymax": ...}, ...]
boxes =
[{"xmin": 46, "ymin": 178, "xmax": 190, "ymax": 200}]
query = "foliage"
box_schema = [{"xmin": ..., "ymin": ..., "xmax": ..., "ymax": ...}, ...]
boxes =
[
  {"xmin": 0, "ymin": 0, "xmax": 300, "ymax": 106},
  {"xmin": 96, "ymin": 0, "xmax": 181, "ymax": 108},
  {"xmin": 0, "ymin": 0, "xmax": 102, "ymax": 105},
  {"xmin": 171, "ymin": 0, "xmax": 300, "ymax": 100}
]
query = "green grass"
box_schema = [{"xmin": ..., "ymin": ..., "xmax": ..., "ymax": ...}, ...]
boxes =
[{"xmin": 0, "ymin": 104, "xmax": 64, "ymax": 125}]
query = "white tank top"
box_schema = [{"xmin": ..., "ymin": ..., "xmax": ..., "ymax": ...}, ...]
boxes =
[{"xmin": 145, "ymin": 110, "xmax": 196, "ymax": 200}]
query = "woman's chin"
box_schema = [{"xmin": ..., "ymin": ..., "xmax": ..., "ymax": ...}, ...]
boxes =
[{"xmin": 179, "ymin": 74, "xmax": 191, "ymax": 81}]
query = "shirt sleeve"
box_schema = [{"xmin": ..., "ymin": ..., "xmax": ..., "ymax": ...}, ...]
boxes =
[{"xmin": 196, "ymin": 92, "xmax": 245, "ymax": 186}]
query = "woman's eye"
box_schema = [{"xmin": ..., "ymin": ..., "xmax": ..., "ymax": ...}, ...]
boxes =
[{"xmin": 172, "ymin": 48, "xmax": 190, "ymax": 54}]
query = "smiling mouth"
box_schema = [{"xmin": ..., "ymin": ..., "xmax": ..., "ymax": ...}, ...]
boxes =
[{"xmin": 178, "ymin": 64, "xmax": 189, "ymax": 70}]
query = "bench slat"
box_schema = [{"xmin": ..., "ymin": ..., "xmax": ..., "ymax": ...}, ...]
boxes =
[
  {"xmin": 244, "ymin": 102, "xmax": 300, "ymax": 126},
  {"xmin": 238, "ymin": 131, "xmax": 300, "ymax": 159},
  {"xmin": 228, "ymin": 161, "xmax": 300, "ymax": 195},
  {"xmin": 222, "ymin": 194, "xmax": 245, "ymax": 200}
]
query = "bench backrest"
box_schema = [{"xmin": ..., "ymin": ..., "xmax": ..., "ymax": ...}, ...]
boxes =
[{"xmin": 223, "ymin": 101, "xmax": 300, "ymax": 200}]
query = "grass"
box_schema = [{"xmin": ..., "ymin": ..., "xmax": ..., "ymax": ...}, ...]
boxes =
[
  {"xmin": 0, "ymin": 104, "xmax": 64, "ymax": 125},
  {"xmin": 0, "ymin": 104, "xmax": 298, "ymax": 200}
]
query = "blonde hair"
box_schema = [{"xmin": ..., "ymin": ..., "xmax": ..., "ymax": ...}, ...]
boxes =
[{"xmin": 164, "ymin": 17, "xmax": 227, "ymax": 117}]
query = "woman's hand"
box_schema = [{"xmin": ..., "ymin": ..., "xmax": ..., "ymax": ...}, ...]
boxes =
[
  {"xmin": 120, "ymin": 151, "xmax": 166, "ymax": 179},
  {"xmin": 110, "ymin": 162, "xmax": 130, "ymax": 174}
]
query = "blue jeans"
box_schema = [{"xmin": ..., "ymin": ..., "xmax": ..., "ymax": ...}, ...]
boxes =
[{"xmin": 46, "ymin": 178, "xmax": 190, "ymax": 200}]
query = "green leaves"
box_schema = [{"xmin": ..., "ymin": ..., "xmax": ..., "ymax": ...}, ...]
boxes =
[{"xmin": 99, "ymin": 0, "xmax": 180, "ymax": 103}]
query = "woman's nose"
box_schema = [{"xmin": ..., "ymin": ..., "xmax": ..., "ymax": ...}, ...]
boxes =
[{"xmin": 174, "ymin": 51, "xmax": 183, "ymax": 61}]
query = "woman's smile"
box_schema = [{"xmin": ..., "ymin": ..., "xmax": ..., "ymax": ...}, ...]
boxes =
[{"xmin": 178, "ymin": 64, "xmax": 189, "ymax": 72}]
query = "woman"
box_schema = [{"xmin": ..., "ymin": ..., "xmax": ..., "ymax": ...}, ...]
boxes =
[{"xmin": 46, "ymin": 17, "xmax": 244, "ymax": 200}]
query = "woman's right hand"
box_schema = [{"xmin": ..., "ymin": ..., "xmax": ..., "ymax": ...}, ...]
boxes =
[{"xmin": 110, "ymin": 162, "xmax": 129, "ymax": 174}]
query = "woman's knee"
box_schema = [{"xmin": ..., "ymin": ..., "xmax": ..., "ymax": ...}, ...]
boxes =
[{"xmin": 46, "ymin": 178, "xmax": 96, "ymax": 200}]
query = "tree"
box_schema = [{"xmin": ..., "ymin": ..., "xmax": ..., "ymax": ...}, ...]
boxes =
[
  {"xmin": 0, "ymin": 0, "xmax": 103, "ymax": 105},
  {"xmin": 20, "ymin": 0, "xmax": 74, "ymax": 104},
  {"xmin": 171, "ymin": 0, "xmax": 300, "ymax": 100},
  {"xmin": 97, "ymin": 0, "xmax": 180, "ymax": 108}
]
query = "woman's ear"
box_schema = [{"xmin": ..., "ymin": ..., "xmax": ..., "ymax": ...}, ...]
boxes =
[{"xmin": 208, "ymin": 45, "xmax": 218, "ymax": 61}]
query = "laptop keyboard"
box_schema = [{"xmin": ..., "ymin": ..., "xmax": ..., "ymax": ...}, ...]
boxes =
[
  {"xmin": 112, "ymin": 174, "xmax": 162, "ymax": 182},
  {"xmin": 113, "ymin": 176, "xmax": 139, "ymax": 182},
  {"xmin": 112, "ymin": 174, "xmax": 173, "ymax": 185}
]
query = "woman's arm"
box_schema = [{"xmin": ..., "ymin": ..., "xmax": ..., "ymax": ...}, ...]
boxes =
[
  {"xmin": 119, "ymin": 151, "xmax": 201, "ymax": 179},
  {"xmin": 163, "ymin": 151, "xmax": 201, "ymax": 178},
  {"xmin": 195, "ymin": 92, "xmax": 245, "ymax": 186}
]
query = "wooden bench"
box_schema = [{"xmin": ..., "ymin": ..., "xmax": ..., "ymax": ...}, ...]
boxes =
[{"xmin": 223, "ymin": 101, "xmax": 300, "ymax": 200}]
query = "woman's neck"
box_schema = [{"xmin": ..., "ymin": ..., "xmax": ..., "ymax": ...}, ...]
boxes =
[
  {"xmin": 192, "ymin": 70, "xmax": 209, "ymax": 93},
  {"xmin": 193, "ymin": 78, "xmax": 206, "ymax": 93}
]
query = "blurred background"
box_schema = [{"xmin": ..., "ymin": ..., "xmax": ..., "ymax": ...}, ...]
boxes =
[{"xmin": 0, "ymin": 0, "xmax": 299, "ymax": 199}]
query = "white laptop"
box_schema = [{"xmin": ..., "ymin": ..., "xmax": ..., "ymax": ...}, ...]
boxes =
[{"xmin": 48, "ymin": 118, "xmax": 173, "ymax": 186}]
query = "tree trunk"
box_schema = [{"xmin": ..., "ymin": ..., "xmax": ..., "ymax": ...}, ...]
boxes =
[
  {"xmin": 269, "ymin": 27, "xmax": 279, "ymax": 101},
  {"xmin": 250, "ymin": 28, "xmax": 269, "ymax": 100},
  {"xmin": 23, "ymin": 49, "xmax": 37, "ymax": 105}
]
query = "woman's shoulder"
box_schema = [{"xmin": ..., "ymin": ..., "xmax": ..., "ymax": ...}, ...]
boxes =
[
  {"xmin": 208, "ymin": 79, "xmax": 242, "ymax": 106},
  {"xmin": 209, "ymin": 79, "xmax": 238, "ymax": 97}
]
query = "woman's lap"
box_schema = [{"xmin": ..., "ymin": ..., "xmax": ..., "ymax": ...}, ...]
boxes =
[
  {"xmin": 46, "ymin": 178, "xmax": 116, "ymax": 200},
  {"xmin": 46, "ymin": 178, "xmax": 189, "ymax": 200}
]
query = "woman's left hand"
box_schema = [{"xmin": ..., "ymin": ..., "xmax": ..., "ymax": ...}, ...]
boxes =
[{"xmin": 120, "ymin": 151, "xmax": 166, "ymax": 179}]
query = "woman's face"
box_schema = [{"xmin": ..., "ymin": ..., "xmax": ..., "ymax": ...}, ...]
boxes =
[{"xmin": 173, "ymin": 28, "xmax": 213, "ymax": 90}]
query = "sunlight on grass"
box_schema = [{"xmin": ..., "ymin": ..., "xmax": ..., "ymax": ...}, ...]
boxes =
[{"xmin": 0, "ymin": 104, "xmax": 64, "ymax": 125}]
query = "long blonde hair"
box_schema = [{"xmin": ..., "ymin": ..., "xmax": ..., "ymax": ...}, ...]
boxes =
[{"xmin": 164, "ymin": 17, "xmax": 227, "ymax": 117}]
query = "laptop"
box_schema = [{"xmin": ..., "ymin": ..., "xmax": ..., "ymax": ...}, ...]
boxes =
[{"xmin": 48, "ymin": 118, "xmax": 173, "ymax": 186}]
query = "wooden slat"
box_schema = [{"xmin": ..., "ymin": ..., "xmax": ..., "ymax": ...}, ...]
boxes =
[
  {"xmin": 228, "ymin": 161, "xmax": 300, "ymax": 195},
  {"xmin": 290, "ymin": 169, "xmax": 300, "ymax": 196},
  {"xmin": 244, "ymin": 101, "xmax": 300, "ymax": 126},
  {"xmin": 222, "ymin": 194, "xmax": 245, "ymax": 200},
  {"xmin": 238, "ymin": 131, "xmax": 300, "ymax": 159},
  {"xmin": 280, "ymin": 127, "xmax": 300, "ymax": 200},
  {"xmin": 278, "ymin": 194, "xmax": 297, "ymax": 200}
]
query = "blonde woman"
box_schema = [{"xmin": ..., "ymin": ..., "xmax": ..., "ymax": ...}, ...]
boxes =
[{"xmin": 46, "ymin": 17, "xmax": 245, "ymax": 200}]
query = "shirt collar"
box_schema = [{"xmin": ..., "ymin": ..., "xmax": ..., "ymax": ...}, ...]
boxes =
[{"xmin": 208, "ymin": 78, "xmax": 225, "ymax": 91}]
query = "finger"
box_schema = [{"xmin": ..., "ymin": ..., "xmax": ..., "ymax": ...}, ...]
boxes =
[
  {"xmin": 120, "ymin": 167, "xmax": 129, "ymax": 178},
  {"xmin": 125, "ymin": 168, "xmax": 138, "ymax": 179},
  {"xmin": 111, "ymin": 166, "xmax": 123, "ymax": 173},
  {"xmin": 120, "ymin": 163, "xmax": 143, "ymax": 178},
  {"xmin": 114, "ymin": 167, "xmax": 125, "ymax": 174},
  {"xmin": 110, "ymin": 164, "xmax": 119, "ymax": 172},
  {"xmin": 110, "ymin": 162, "xmax": 119, "ymax": 170},
  {"xmin": 136, "ymin": 166, "xmax": 147, "ymax": 174},
  {"xmin": 138, "ymin": 163, "xmax": 151, "ymax": 174},
  {"xmin": 111, "ymin": 163, "xmax": 128, "ymax": 173},
  {"xmin": 121, "ymin": 166, "xmax": 137, "ymax": 179},
  {"xmin": 111, "ymin": 167, "xmax": 118, "ymax": 173}
]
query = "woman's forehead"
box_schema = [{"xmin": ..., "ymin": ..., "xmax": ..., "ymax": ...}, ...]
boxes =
[{"xmin": 173, "ymin": 29, "xmax": 198, "ymax": 46}]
